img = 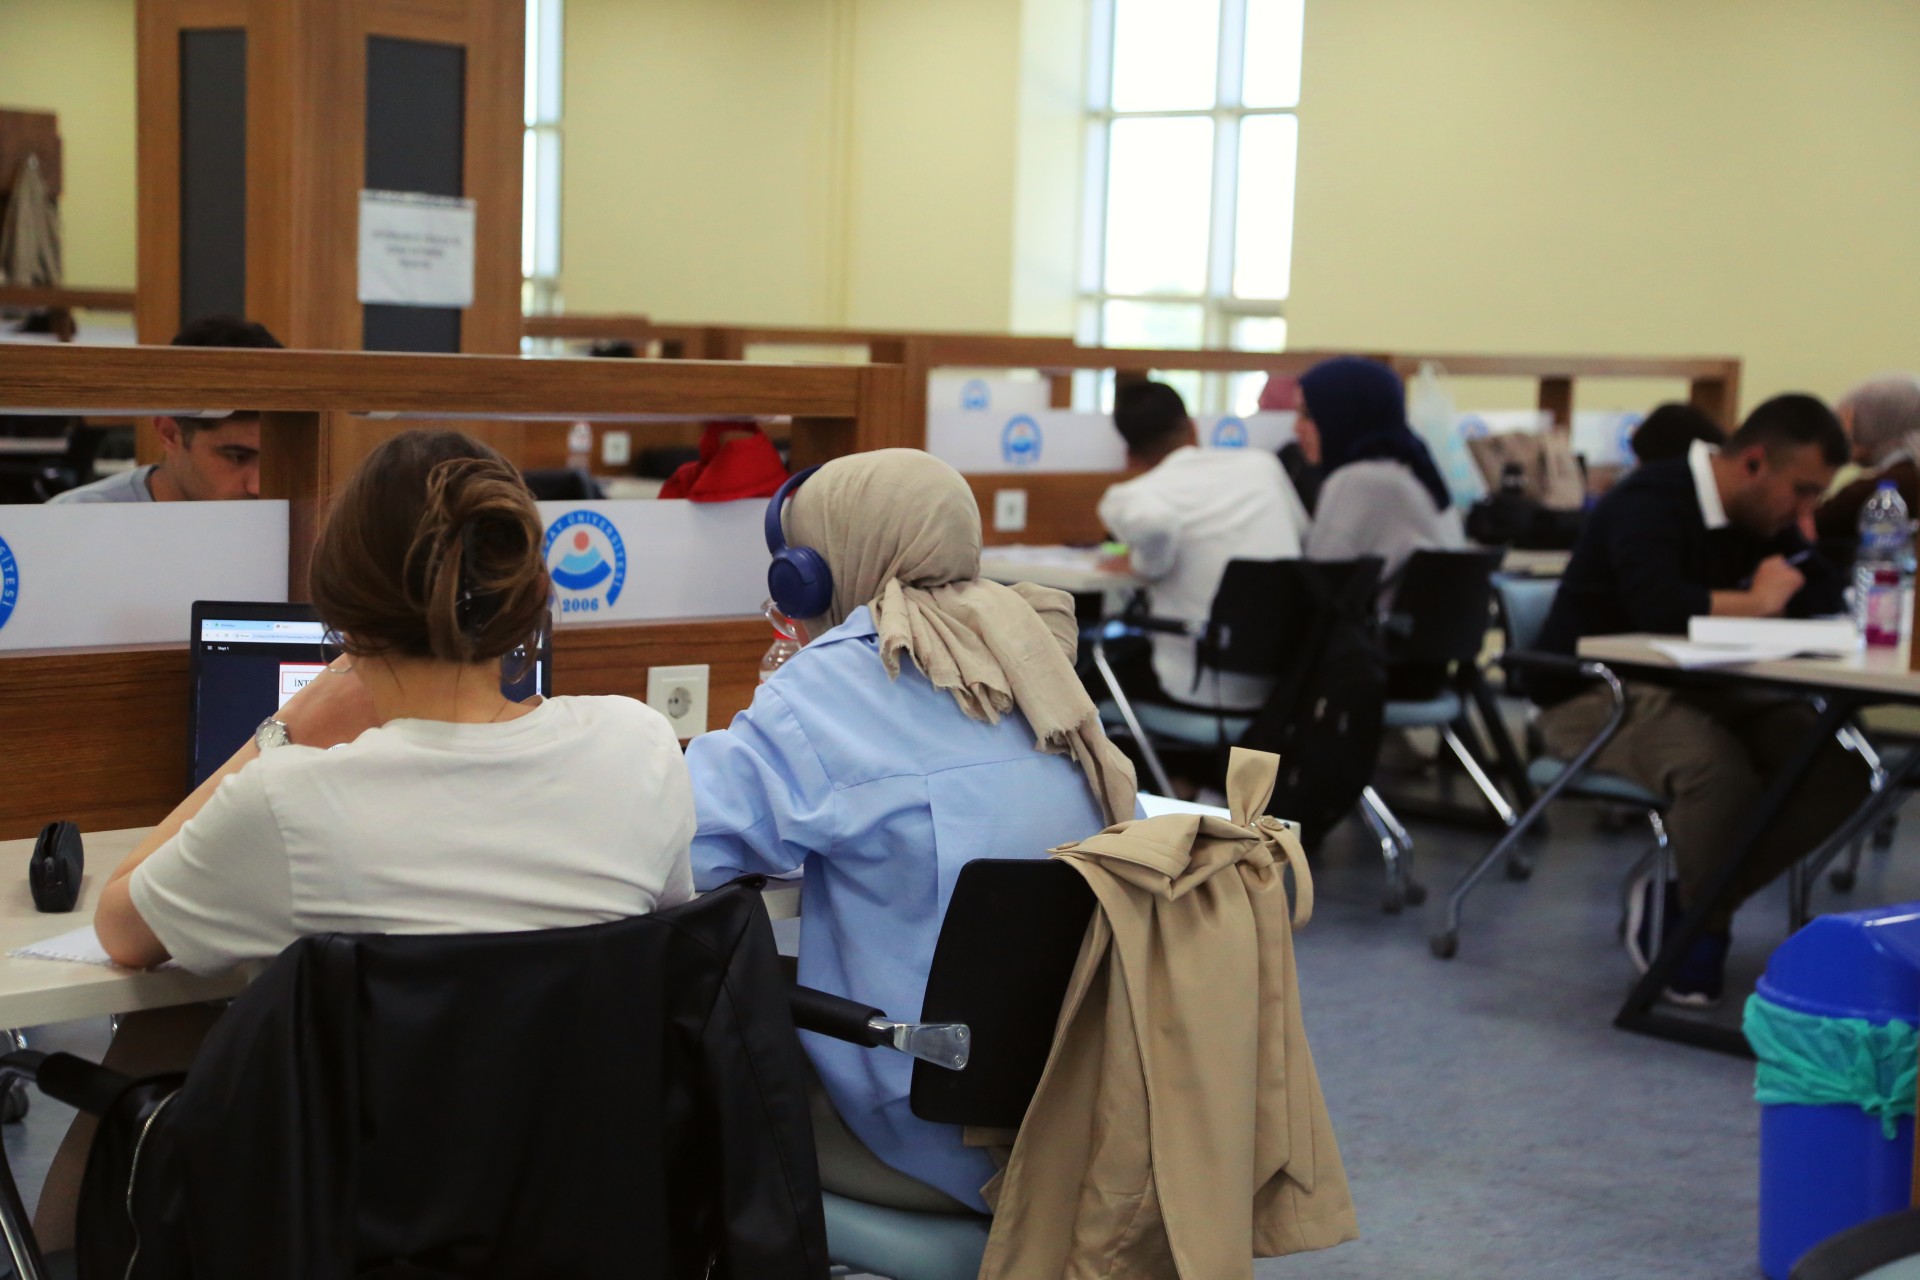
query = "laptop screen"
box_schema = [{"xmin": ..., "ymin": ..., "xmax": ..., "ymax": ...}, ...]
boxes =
[{"xmin": 187, "ymin": 601, "xmax": 553, "ymax": 790}]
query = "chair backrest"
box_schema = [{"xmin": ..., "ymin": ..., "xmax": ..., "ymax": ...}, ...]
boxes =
[
  {"xmin": 111, "ymin": 883, "xmax": 828, "ymax": 1279},
  {"xmin": 1492, "ymin": 572, "xmax": 1559, "ymax": 652},
  {"xmin": 911, "ymin": 858, "xmax": 1096, "ymax": 1129},
  {"xmin": 1194, "ymin": 555, "xmax": 1381, "ymax": 680},
  {"xmin": 522, "ymin": 466, "xmax": 606, "ymax": 501},
  {"xmin": 1384, "ymin": 548, "xmax": 1505, "ymax": 666},
  {"xmin": 1219, "ymin": 557, "xmax": 1388, "ymax": 847},
  {"xmin": 1490, "ymin": 572, "xmax": 1561, "ymax": 700}
]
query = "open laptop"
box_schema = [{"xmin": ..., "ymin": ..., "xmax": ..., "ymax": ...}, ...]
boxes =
[{"xmin": 187, "ymin": 600, "xmax": 553, "ymax": 790}]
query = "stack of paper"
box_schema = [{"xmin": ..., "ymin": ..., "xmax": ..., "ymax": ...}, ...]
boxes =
[
  {"xmin": 1648, "ymin": 617, "xmax": 1863, "ymax": 669},
  {"xmin": 1686, "ymin": 616, "xmax": 1862, "ymax": 655}
]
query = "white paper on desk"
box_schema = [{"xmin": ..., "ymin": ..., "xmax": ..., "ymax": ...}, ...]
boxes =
[
  {"xmin": 1648, "ymin": 640, "xmax": 1806, "ymax": 669},
  {"xmin": 1687, "ymin": 615, "xmax": 1862, "ymax": 656},
  {"xmin": 9, "ymin": 925, "xmax": 178, "ymax": 970}
]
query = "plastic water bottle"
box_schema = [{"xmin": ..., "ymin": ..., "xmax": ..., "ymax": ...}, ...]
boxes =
[
  {"xmin": 1854, "ymin": 481, "xmax": 1910, "ymax": 648},
  {"xmin": 759, "ymin": 599, "xmax": 803, "ymax": 682}
]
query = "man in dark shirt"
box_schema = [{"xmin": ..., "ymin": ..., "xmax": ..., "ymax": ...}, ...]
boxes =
[{"xmin": 1536, "ymin": 394, "xmax": 1868, "ymax": 1006}]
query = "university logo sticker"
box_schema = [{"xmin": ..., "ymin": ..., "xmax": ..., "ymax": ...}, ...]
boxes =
[
  {"xmin": 1211, "ymin": 417, "xmax": 1249, "ymax": 448},
  {"xmin": 544, "ymin": 510, "xmax": 627, "ymax": 616},
  {"xmin": 960, "ymin": 378, "xmax": 991, "ymax": 411},
  {"xmin": 0, "ymin": 534, "xmax": 15, "ymax": 633},
  {"xmin": 1001, "ymin": 415, "xmax": 1044, "ymax": 468}
]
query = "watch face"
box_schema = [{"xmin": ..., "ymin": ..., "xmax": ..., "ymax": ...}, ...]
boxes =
[{"xmin": 254, "ymin": 718, "xmax": 290, "ymax": 750}]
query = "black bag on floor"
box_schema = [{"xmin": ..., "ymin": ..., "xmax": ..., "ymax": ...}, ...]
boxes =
[{"xmin": 1217, "ymin": 558, "xmax": 1387, "ymax": 847}]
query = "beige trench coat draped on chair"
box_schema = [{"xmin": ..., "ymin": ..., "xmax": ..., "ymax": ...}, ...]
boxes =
[{"xmin": 976, "ymin": 748, "xmax": 1358, "ymax": 1280}]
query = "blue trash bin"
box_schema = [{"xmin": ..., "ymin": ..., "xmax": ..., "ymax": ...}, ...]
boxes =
[{"xmin": 1751, "ymin": 903, "xmax": 1920, "ymax": 1280}]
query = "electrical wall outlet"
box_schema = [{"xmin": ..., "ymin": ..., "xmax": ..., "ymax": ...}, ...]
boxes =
[
  {"xmin": 602, "ymin": 430, "xmax": 632, "ymax": 466},
  {"xmin": 993, "ymin": 488, "xmax": 1028, "ymax": 533},
  {"xmin": 647, "ymin": 664, "xmax": 709, "ymax": 739}
]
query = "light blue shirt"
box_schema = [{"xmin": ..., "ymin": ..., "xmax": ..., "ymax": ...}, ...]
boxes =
[{"xmin": 686, "ymin": 605, "xmax": 1109, "ymax": 1211}]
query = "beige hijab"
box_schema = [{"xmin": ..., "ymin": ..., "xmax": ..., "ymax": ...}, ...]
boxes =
[{"xmin": 786, "ymin": 449, "xmax": 1137, "ymax": 825}]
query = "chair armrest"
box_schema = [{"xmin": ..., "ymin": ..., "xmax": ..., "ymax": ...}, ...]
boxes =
[
  {"xmin": 0, "ymin": 1050, "xmax": 132, "ymax": 1117},
  {"xmin": 789, "ymin": 985, "xmax": 887, "ymax": 1047},
  {"xmin": 788, "ymin": 986, "xmax": 971, "ymax": 1072},
  {"xmin": 1101, "ymin": 614, "xmax": 1194, "ymax": 639}
]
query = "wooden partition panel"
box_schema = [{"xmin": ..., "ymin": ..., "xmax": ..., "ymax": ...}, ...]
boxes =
[
  {"xmin": 901, "ymin": 341, "xmax": 1744, "ymax": 548},
  {"xmin": 0, "ymin": 645, "xmax": 193, "ymax": 838},
  {"xmin": 899, "ymin": 340, "xmax": 1356, "ymax": 548},
  {"xmin": 0, "ymin": 619, "xmax": 773, "ymax": 841},
  {"xmin": 0, "ymin": 344, "xmax": 905, "ymax": 835},
  {"xmin": 967, "ymin": 473, "xmax": 1133, "ymax": 548},
  {"xmin": 1386, "ymin": 353, "xmax": 1745, "ymax": 433}
]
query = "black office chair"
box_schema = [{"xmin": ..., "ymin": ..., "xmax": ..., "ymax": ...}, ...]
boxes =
[
  {"xmin": 817, "ymin": 858, "xmax": 1097, "ymax": 1280},
  {"xmin": 0, "ymin": 880, "xmax": 946, "ymax": 1280},
  {"xmin": 1790, "ymin": 1209, "xmax": 1920, "ymax": 1279},
  {"xmin": 1378, "ymin": 548, "xmax": 1530, "ymax": 829},
  {"xmin": 521, "ymin": 466, "xmax": 606, "ymax": 501},
  {"xmin": 1429, "ymin": 573, "xmax": 1674, "ymax": 959},
  {"xmin": 0, "ymin": 418, "xmax": 103, "ymax": 503},
  {"xmin": 1092, "ymin": 556, "xmax": 1425, "ymax": 911}
]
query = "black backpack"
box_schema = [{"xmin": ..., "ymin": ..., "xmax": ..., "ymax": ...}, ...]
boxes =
[{"xmin": 1194, "ymin": 558, "xmax": 1387, "ymax": 848}]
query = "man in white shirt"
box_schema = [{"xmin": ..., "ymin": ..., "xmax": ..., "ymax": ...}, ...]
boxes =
[{"xmin": 1097, "ymin": 381, "xmax": 1311, "ymax": 710}]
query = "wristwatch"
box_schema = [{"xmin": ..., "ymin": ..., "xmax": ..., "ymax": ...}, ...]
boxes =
[{"xmin": 253, "ymin": 717, "xmax": 292, "ymax": 751}]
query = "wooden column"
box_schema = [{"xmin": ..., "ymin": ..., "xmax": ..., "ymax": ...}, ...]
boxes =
[
  {"xmin": 137, "ymin": 0, "xmax": 526, "ymax": 474},
  {"xmin": 1537, "ymin": 376, "xmax": 1575, "ymax": 431},
  {"xmin": 1689, "ymin": 365, "xmax": 1742, "ymax": 433}
]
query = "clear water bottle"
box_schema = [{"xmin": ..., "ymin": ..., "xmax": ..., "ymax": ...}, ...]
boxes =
[
  {"xmin": 759, "ymin": 599, "xmax": 803, "ymax": 682},
  {"xmin": 1854, "ymin": 481, "xmax": 1911, "ymax": 648}
]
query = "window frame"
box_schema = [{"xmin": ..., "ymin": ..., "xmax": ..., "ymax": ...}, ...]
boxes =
[
  {"xmin": 1078, "ymin": 0, "xmax": 1300, "ymax": 373},
  {"xmin": 522, "ymin": 0, "xmax": 564, "ymax": 316}
]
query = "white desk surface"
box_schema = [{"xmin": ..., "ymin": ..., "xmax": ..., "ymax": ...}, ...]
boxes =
[
  {"xmin": 0, "ymin": 827, "xmax": 800, "ymax": 1029},
  {"xmin": 1578, "ymin": 633, "xmax": 1920, "ymax": 700},
  {"xmin": 0, "ymin": 829, "xmax": 248, "ymax": 1028},
  {"xmin": 979, "ymin": 545, "xmax": 1147, "ymax": 595},
  {"xmin": 1500, "ymin": 548, "xmax": 1572, "ymax": 577}
]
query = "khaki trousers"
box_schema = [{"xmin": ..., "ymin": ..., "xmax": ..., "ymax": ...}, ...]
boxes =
[{"xmin": 1539, "ymin": 684, "xmax": 1871, "ymax": 933}]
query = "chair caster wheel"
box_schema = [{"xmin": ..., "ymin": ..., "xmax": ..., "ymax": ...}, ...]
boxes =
[
  {"xmin": 1381, "ymin": 890, "xmax": 1405, "ymax": 914},
  {"xmin": 1505, "ymin": 856, "xmax": 1533, "ymax": 881},
  {"xmin": 1404, "ymin": 880, "xmax": 1428, "ymax": 907},
  {"xmin": 1430, "ymin": 932, "xmax": 1459, "ymax": 959},
  {"xmin": 1830, "ymin": 869, "xmax": 1857, "ymax": 893},
  {"xmin": 1, "ymin": 1079, "xmax": 30, "ymax": 1124}
]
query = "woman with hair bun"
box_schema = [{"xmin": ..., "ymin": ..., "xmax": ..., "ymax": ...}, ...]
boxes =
[{"xmin": 94, "ymin": 428, "xmax": 695, "ymax": 972}]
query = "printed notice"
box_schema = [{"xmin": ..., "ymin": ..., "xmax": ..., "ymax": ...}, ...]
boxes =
[{"xmin": 357, "ymin": 190, "xmax": 476, "ymax": 308}]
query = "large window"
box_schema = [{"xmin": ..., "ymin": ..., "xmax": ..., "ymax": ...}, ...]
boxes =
[
  {"xmin": 522, "ymin": 0, "xmax": 564, "ymax": 314},
  {"xmin": 1080, "ymin": 0, "xmax": 1303, "ymax": 379}
]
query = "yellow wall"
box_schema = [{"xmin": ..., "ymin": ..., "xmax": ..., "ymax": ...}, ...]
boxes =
[
  {"xmin": 560, "ymin": 0, "xmax": 842, "ymax": 323},
  {"xmin": 0, "ymin": 0, "xmax": 137, "ymax": 289},
  {"xmin": 561, "ymin": 0, "xmax": 1027, "ymax": 330},
  {"xmin": 12, "ymin": 0, "xmax": 1919, "ymax": 411},
  {"xmin": 1288, "ymin": 0, "xmax": 1920, "ymax": 411}
]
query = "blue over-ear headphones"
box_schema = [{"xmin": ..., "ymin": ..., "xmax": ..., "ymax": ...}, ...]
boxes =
[{"xmin": 765, "ymin": 465, "xmax": 833, "ymax": 621}]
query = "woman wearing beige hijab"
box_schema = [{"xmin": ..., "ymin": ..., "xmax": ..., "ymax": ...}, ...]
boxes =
[{"xmin": 687, "ymin": 448, "xmax": 1136, "ymax": 1214}]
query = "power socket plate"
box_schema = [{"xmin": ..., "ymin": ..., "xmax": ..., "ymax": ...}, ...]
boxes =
[
  {"xmin": 993, "ymin": 488, "xmax": 1028, "ymax": 533},
  {"xmin": 646, "ymin": 664, "xmax": 709, "ymax": 739}
]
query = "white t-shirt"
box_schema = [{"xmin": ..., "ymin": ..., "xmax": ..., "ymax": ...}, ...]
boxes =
[
  {"xmin": 130, "ymin": 695, "xmax": 696, "ymax": 975},
  {"xmin": 1097, "ymin": 446, "xmax": 1311, "ymax": 709}
]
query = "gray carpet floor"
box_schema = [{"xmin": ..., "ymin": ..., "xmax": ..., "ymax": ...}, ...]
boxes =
[
  {"xmin": 1259, "ymin": 765, "xmax": 1914, "ymax": 1280},
  {"xmin": 5, "ymin": 753, "xmax": 1912, "ymax": 1278}
]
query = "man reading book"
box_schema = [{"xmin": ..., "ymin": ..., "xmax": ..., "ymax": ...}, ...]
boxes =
[{"xmin": 1534, "ymin": 394, "xmax": 1867, "ymax": 1005}]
